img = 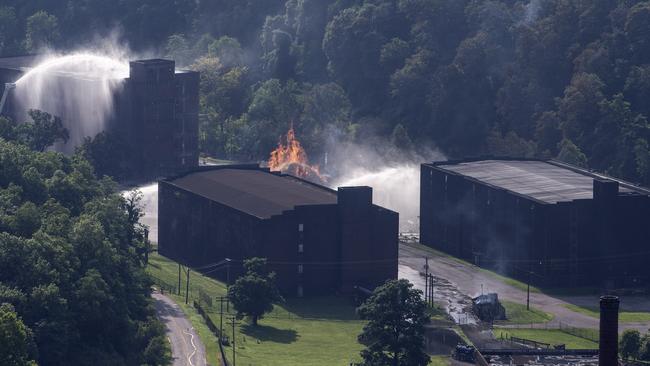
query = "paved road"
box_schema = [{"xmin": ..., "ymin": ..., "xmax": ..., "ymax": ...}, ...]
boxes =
[
  {"xmin": 152, "ymin": 293, "xmax": 207, "ymax": 366},
  {"xmin": 399, "ymin": 242, "xmax": 650, "ymax": 332}
]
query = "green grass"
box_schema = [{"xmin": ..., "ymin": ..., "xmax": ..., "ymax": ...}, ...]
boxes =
[
  {"xmin": 562, "ymin": 303, "xmax": 650, "ymax": 322},
  {"xmin": 148, "ymin": 252, "xmax": 365, "ymax": 366},
  {"xmin": 403, "ymin": 242, "xmax": 542, "ymax": 293},
  {"xmin": 495, "ymin": 328, "xmax": 598, "ymax": 349},
  {"xmin": 500, "ymin": 300, "xmax": 554, "ymax": 324},
  {"xmin": 429, "ymin": 355, "xmax": 450, "ymax": 366}
]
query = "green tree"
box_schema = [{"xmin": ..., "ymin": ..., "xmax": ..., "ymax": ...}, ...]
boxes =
[
  {"xmin": 0, "ymin": 6, "xmax": 20, "ymax": 55},
  {"xmin": 25, "ymin": 10, "xmax": 60, "ymax": 51},
  {"xmin": 640, "ymin": 334, "xmax": 650, "ymax": 361},
  {"xmin": 0, "ymin": 137, "xmax": 170, "ymax": 365},
  {"xmin": 15, "ymin": 110, "xmax": 69, "ymax": 152},
  {"xmin": 357, "ymin": 279, "xmax": 430, "ymax": 366},
  {"xmin": 621, "ymin": 329, "xmax": 642, "ymax": 360},
  {"xmin": 228, "ymin": 258, "xmax": 282, "ymax": 326},
  {"xmin": 0, "ymin": 303, "xmax": 37, "ymax": 366},
  {"xmin": 208, "ymin": 36, "xmax": 243, "ymax": 67},
  {"xmin": 556, "ymin": 138, "xmax": 587, "ymax": 167},
  {"xmin": 391, "ymin": 124, "xmax": 413, "ymax": 150},
  {"xmin": 164, "ymin": 34, "xmax": 191, "ymax": 66}
]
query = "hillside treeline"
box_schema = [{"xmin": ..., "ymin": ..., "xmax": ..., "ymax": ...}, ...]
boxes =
[
  {"xmin": 0, "ymin": 114, "xmax": 169, "ymax": 365},
  {"xmin": 1, "ymin": 0, "xmax": 649, "ymax": 184}
]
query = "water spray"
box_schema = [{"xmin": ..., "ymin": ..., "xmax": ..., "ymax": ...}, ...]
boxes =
[
  {"xmin": 11, "ymin": 53, "xmax": 129, "ymax": 151},
  {"xmin": 0, "ymin": 83, "xmax": 15, "ymax": 115}
]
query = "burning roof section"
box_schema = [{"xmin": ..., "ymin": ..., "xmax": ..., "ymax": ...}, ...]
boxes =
[
  {"xmin": 427, "ymin": 159, "xmax": 650, "ymax": 204},
  {"xmin": 164, "ymin": 166, "xmax": 337, "ymax": 219}
]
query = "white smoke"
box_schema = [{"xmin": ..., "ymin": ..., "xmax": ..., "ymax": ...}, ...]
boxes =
[
  {"xmin": 332, "ymin": 164, "xmax": 422, "ymax": 232},
  {"xmin": 523, "ymin": 0, "xmax": 544, "ymax": 24},
  {"xmin": 327, "ymin": 139, "xmax": 445, "ymax": 232}
]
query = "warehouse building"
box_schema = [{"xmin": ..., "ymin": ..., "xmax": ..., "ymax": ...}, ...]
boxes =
[
  {"xmin": 0, "ymin": 55, "xmax": 199, "ymax": 180},
  {"xmin": 420, "ymin": 158, "xmax": 650, "ymax": 287},
  {"xmin": 158, "ymin": 165, "xmax": 398, "ymax": 296}
]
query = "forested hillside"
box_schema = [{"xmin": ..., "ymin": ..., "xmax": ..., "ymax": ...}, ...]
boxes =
[
  {"xmin": 0, "ymin": 114, "xmax": 169, "ymax": 365},
  {"xmin": 1, "ymin": 0, "xmax": 649, "ymax": 184}
]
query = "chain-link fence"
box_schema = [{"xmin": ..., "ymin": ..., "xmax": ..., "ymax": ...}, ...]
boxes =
[{"xmin": 496, "ymin": 321, "xmax": 599, "ymax": 343}]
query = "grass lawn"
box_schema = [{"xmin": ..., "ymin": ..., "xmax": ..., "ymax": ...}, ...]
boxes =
[
  {"xmin": 403, "ymin": 243, "xmax": 542, "ymax": 294},
  {"xmin": 429, "ymin": 355, "xmax": 450, "ymax": 366},
  {"xmin": 147, "ymin": 252, "xmax": 365, "ymax": 366},
  {"xmin": 500, "ymin": 300, "xmax": 554, "ymax": 324},
  {"xmin": 563, "ymin": 303, "xmax": 650, "ymax": 322},
  {"xmin": 494, "ymin": 328, "xmax": 599, "ymax": 349}
]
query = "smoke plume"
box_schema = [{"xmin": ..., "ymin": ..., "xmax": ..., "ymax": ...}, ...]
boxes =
[{"xmin": 326, "ymin": 134, "xmax": 444, "ymax": 232}]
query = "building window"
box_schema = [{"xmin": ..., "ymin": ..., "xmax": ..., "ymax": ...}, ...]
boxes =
[
  {"xmin": 298, "ymin": 244, "xmax": 304, "ymax": 253},
  {"xmin": 298, "ymin": 223, "xmax": 304, "ymax": 232},
  {"xmin": 297, "ymin": 285, "xmax": 304, "ymax": 297},
  {"xmin": 297, "ymin": 264, "xmax": 303, "ymax": 274}
]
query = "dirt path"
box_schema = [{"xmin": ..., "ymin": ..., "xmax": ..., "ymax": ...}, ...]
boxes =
[{"xmin": 399, "ymin": 242, "xmax": 650, "ymax": 332}]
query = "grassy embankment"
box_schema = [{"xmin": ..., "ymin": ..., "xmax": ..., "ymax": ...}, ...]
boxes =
[
  {"xmin": 563, "ymin": 303, "xmax": 650, "ymax": 323},
  {"xmin": 429, "ymin": 355, "xmax": 451, "ymax": 366},
  {"xmin": 500, "ymin": 300, "xmax": 554, "ymax": 324},
  {"xmin": 147, "ymin": 252, "xmax": 365, "ymax": 366}
]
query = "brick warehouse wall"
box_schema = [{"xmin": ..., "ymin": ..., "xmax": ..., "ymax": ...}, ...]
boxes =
[
  {"xmin": 420, "ymin": 161, "xmax": 650, "ymax": 288},
  {"xmin": 158, "ymin": 167, "xmax": 398, "ymax": 296}
]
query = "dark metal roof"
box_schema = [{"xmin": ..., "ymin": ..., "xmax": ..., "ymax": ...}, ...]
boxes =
[
  {"xmin": 167, "ymin": 167, "xmax": 337, "ymax": 219},
  {"xmin": 430, "ymin": 159, "xmax": 647, "ymax": 204}
]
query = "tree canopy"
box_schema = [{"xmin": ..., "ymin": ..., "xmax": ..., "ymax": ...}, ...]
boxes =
[
  {"xmin": 357, "ymin": 279, "xmax": 430, "ymax": 366},
  {"xmin": 0, "ymin": 114, "xmax": 169, "ymax": 365},
  {"xmin": 228, "ymin": 257, "xmax": 282, "ymax": 326},
  {"xmin": 3, "ymin": 1, "xmax": 650, "ymax": 184}
]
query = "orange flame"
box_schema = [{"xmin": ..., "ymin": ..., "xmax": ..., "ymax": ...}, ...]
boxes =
[{"xmin": 268, "ymin": 127, "xmax": 326, "ymax": 182}]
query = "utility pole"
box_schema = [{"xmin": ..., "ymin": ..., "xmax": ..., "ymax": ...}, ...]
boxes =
[
  {"xmin": 185, "ymin": 267, "xmax": 190, "ymax": 304},
  {"xmin": 219, "ymin": 297, "xmax": 225, "ymax": 337},
  {"xmin": 178, "ymin": 263, "xmax": 182, "ymax": 296},
  {"xmin": 229, "ymin": 316, "xmax": 239, "ymax": 366},
  {"xmin": 527, "ymin": 265, "xmax": 532, "ymax": 311},
  {"xmin": 429, "ymin": 274, "xmax": 434, "ymax": 305},
  {"xmin": 225, "ymin": 258, "xmax": 231, "ymax": 286},
  {"xmin": 424, "ymin": 257, "xmax": 429, "ymax": 304}
]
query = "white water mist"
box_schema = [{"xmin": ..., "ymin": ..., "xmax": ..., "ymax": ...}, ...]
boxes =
[
  {"xmin": 325, "ymin": 135, "xmax": 444, "ymax": 232},
  {"xmin": 13, "ymin": 53, "xmax": 129, "ymax": 151},
  {"xmin": 332, "ymin": 164, "xmax": 422, "ymax": 232}
]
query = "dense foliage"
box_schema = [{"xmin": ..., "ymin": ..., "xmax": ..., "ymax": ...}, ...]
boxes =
[
  {"xmin": 2, "ymin": 1, "xmax": 650, "ymax": 185},
  {"xmin": 620, "ymin": 329, "xmax": 650, "ymax": 361},
  {"xmin": 357, "ymin": 279, "xmax": 430, "ymax": 366},
  {"xmin": 228, "ymin": 257, "xmax": 282, "ymax": 326},
  {"xmin": 0, "ymin": 115, "xmax": 169, "ymax": 365}
]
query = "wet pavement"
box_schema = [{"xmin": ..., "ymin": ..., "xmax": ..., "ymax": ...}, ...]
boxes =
[{"xmin": 399, "ymin": 240, "xmax": 650, "ymax": 332}]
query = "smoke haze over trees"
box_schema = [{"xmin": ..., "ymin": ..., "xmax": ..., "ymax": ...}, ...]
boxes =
[{"xmin": 1, "ymin": 0, "xmax": 650, "ymax": 184}]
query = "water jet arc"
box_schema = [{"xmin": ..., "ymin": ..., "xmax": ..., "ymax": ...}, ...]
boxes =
[{"xmin": 0, "ymin": 82, "xmax": 15, "ymax": 115}]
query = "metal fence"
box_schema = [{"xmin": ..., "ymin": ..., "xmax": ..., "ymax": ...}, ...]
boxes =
[{"xmin": 497, "ymin": 321, "xmax": 599, "ymax": 343}]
